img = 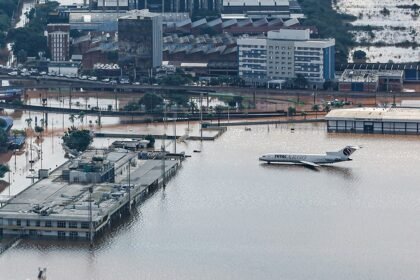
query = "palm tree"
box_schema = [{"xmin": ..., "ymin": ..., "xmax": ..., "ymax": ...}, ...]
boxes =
[
  {"xmin": 78, "ymin": 112, "xmax": 85, "ymax": 128},
  {"xmin": 69, "ymin": 114, "xmax": 76, "ymax": 128},
  {"xmin": 25, "ymin": 117, "xmax": 32, "ymax": 129},
  {"xmin": 312, "ymin": 104, "xmax": 320, "ymax": 119}
]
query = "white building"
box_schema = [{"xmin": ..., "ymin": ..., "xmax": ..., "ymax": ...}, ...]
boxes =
[
  {"xmin": 238, "ymin": 29, "xmax": 335, "ymax": 86},
  {"xmin": 237, "ymin": 37, "xmax": 267, "ymax": 85}
]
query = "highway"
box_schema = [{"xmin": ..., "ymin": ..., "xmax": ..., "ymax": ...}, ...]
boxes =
[{"xmin": 1, "ymin": 74, "xmax": 419, "ymax": 98}]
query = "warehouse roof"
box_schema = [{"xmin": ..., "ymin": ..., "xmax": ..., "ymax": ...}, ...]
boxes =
[{"xmin": 326, "ymin": 108, "xmax": 420, "ymax": 122}]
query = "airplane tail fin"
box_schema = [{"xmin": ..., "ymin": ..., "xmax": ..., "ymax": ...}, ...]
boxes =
[{"xmin": 327, "ymin": 146, "xmax": 361, "ymax": 159}]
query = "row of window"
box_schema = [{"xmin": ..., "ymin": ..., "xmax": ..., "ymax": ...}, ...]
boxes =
[
  {"xmin": 11, "ymin": 219, "xmax": 90, "ymax": 229},
  {"xmin": 268, "ymin": 46, "xmax": 293, "ymax": 50}
]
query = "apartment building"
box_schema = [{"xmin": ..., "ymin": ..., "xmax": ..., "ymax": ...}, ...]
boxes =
[
  {"xmin": 238, "ymin": 29, "xmax": 335, "ymax": 86},
  {"xmin": 237, "ymin": 37, "xmax": 267, "ymax": 85}
]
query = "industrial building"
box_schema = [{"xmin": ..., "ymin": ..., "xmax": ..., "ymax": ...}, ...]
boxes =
[
  {"xmin": 223, "ymin": 0, "xmax": 296, "ymax": 19},
  {"xmin": 338, "ymin": 69, "xmax": 404, "ymax": 92},
  {"xmin": 326, "ymin": 108, "xmax": 420, "ymax": 135},
  {"xmin": 237, "ymin": 28, "xmax": 335, "ymax": 85},
  {"xmin": 0, "ymin": 149, "xmax": 181, "ymax": 239},
  {"xmin": 336, "ymin": 62, "xmax": 420, "ymax": 82},
  {"xmin": 118, "ymin": 9, "xmax": 163, "ymax": 77}
]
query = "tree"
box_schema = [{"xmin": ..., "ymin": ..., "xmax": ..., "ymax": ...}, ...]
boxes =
[
  {"xmin": 215, "ymin": 105, "xmax": 224, "ymax": 126},
  {"xmin": 123, "ymin": 101, "xmax": 140, "ymax": 111},
  {"xmin": 0, "ymin": 129, "xmax": 8, "ymax": 147},
  {"xmin": 288, "ymin": 106, "xmax": 296, "ymax": 117},
  {"xmin": 17, "ymin": 49, "xmax": 27, "ymax": 63},
  {"xmin": 353, "ymin": 50, "xmax": 367, "ymax": 61},
  {"xmin": 293, "ymin": 74, "xmax": 309, "ymax": 89},
  {"xmin": 62, "ymin": 128, "xmax": 93, "ymax": 152},
  {"xmin": 144, "ymin": 135, "xmax": 155, "ymax": 148},
  {"xmin": 312, "ymin": 104, "xmax": 320, "ymax": 119},
  {"xmin": 167, "ymin": 92, "xmax": 189, "ymax": 107},
  {"xmin": 139, "ymin": 93, "xmax": 164, "ymax": 112},
  {"xmin": 0, "ymin": 164, "xmax": 10, "ymax": 178},
  {"xmin": 0, "ymin": 118, "xmax": 7, "ymax": 128},
  {"xmin": 69, "ymin": 114, "xmax": 76, "ymax": 128},
  {"xmin": 78, "ymin": 112, "xmax": 85, "ymax": 128}
]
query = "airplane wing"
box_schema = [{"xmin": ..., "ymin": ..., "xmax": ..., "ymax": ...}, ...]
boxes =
[{"xmin": 299, "ymin": 161, "xmax": 320, "ymax": 167}]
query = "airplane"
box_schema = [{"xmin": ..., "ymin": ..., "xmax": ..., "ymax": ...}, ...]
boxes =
[{"xmin": 259, "ymin": 146, "xmax": 361, "ymax": 167}]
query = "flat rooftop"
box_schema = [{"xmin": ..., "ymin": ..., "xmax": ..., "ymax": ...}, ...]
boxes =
[
  {"xmin": 326, "ymin": 108, "xmax": 420, "ymax": 122},
  {"xmin": 0, "ymin": 158, "xmax": 178, "ymax": 222}
]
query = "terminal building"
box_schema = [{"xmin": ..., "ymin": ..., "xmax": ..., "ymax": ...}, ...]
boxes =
[{"xmin": 326, "ymin": 108, "xmax": 420, "ymax": 135}]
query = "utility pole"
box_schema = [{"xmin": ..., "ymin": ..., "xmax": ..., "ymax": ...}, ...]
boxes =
[
  {"xmin": 89, "ymin": 186, "xmax": 93, "ymax": 246},
  {"xmin": 127, "ymin": 158, "xmax": 131, "ymax": 212},
  {"xmin": 173, "ymin": 106, "xmax": 177, "ymax": 154},
  {"xmin": 200, "ymin": 93, "xmax": 203, "ymax": 141}
]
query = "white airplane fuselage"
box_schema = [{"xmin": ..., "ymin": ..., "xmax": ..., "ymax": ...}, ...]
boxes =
[
  {"xmin": 259, "ymin": 146, "xmax": 360, "ymax": 167},
  {"xmin": 259, "ymin": 153, "xmax": 348, "ymax": 165}
]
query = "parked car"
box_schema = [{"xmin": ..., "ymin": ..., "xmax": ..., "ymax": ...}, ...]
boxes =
[{"xmin": 8, "ymin": 71, "xmax": 18, "ymax": 76}]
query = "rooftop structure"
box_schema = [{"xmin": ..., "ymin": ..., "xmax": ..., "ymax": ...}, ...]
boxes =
[{"xmin": 326, "ymin": 108, "xmax": 420, "ymax": 134}]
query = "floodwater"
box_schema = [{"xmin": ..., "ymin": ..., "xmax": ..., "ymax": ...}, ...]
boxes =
[
  {"xmin": 2, "ymin": 121, "xmax": 420, "ymax": 279},
  {"xmin": 334, "ymin": 0, "xmax": 419, "ymax": 63}
]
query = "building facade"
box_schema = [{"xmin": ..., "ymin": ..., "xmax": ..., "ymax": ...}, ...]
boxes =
[
  {"xmin": 237, "ymin": 37, "xmax": 267, "ymax": 85},
  {"xmin": 47, "ymin": 24, "xmax": 70, "ymax": 61},
  {"xmin": 237, "ymin": 29, "xmax": 335, "ymax": 85},
  {"xmin": 118, "ymin": 9, "xmax": 162, "ymax": 78}
]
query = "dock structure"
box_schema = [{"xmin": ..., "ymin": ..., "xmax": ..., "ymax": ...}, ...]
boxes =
[
  {"xmin": 326, "ymin": 108, "xmax": 420, "ymax": 135},
  {"xmin": 0, "ymin": 149, "xmax": 180, "ymax": 240}
]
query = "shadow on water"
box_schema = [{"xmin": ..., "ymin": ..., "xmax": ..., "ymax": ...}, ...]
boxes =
[{"xmin": 259, "ymin": 162, "xmax": 355, "ymax": 180}]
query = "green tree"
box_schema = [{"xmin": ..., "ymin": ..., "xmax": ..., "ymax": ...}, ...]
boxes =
[
  {"xmin": 139, "ymin": 93, "xmax": 164, "ymax": 112},
  {"xmin": 353, "ymin": 50, "xmax": 367, "ymax": 61},
  {"xmin": 0, "ymin": 129, "xmax": 8, "ymax": 147},
  {"xmin": 288, "ymin": 106, "xmax": 296, "ymax": 117},
  {"xmin": 312, "ymin": 104, "xmax": 320, "ymax": 119},
  {"xmin": 293, "ymin": 74, "xmax": 309, "ymax": 89},
  {"xmin": 144, "ymin": 135, "xmax": 155, "ymax": 148},
  {"xmin": 62, "ymin": 128, "xmax": 93, "ymax": 152},
  {"xmin": 69, "ymin": 114, "xmax": 76, "ymax": 128},
  {"xmin": 123, "ymin": 101, "xmax": 140, "ymax": 111},
  {"xmin": 0, "ymin": 164, "xmax": 10, "ymax": 178}
]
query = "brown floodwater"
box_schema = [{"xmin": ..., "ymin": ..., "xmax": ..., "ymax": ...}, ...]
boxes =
[{"xmin": 2, "ymin": 118, "xmax": 420, "ymax": 279}]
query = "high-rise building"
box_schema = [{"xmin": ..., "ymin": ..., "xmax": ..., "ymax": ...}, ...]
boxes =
[
  {"xmin": 238, "ymin": 29, "xmax": 335, "ymax": 85},
  {"xmin": 237, "ymin": 37, "xmax": 267, "ymax": 85},
  {"xmin": 47, "ymin": 24, "xmax": 70, "ymax": 61},
  {"xmin": 118, "ymin": 9, "xmax": 162, "ymax": 78}
]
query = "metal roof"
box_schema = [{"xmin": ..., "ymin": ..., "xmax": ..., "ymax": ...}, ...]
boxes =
[{"xmin": 326, "ymin": 108, "xmax": 420, "ymax": 123}]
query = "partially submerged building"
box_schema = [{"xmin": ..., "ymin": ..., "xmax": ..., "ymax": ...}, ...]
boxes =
[{"xmin": 326, "ymin": 108, "xmax": 420, "ymax": 134}]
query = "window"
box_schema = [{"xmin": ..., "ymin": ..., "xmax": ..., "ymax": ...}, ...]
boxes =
[
  {"xmin": 69, "ymin": 232, "xmax": 78, "ymax": 239},
  {"xmin": 16, "ymin": 219, "xmax": 21, "ymax": 226},
  {"xmin": 36, "ymin": 220, "xmax": 41, "ymax": 227},
  {"xmin": 57, "ymin": 221, "xmax": 66, "ymax": 228},
  {"xmin": 45, "ymin": 221, "xmax": 52, "ymax": 227},
  {"xmin": 58, "ymin": 231, "xmax": 66, "ymax": 238},
  {"xmin": 69, "ymin": 221, "xmax": 78, "ymax": 229},
  {"xmin": 81, "ymin": 222, "xmax": 89, "ymax": 229},
  {"xmin": 26, "ymin": 220, "xmax": 30, "ymax": 226}
]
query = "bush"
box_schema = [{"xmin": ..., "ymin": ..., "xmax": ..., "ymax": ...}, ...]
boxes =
[
  {"xmin": 144, "ymin": 135, "xmax": 155, "ymax": 148},
  {"xmin": 62, "ymin": 128, "xmax": 93, "ymax": 152}
]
